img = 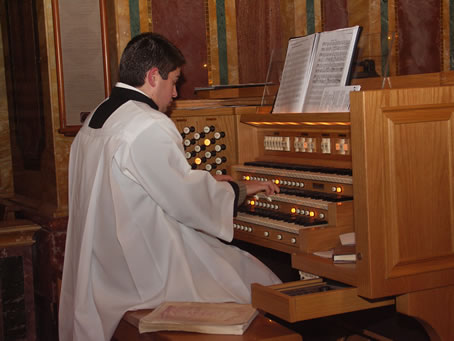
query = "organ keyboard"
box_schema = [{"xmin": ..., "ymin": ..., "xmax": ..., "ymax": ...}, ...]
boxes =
[{"xmin": 232, "ymin": 120, "xmax": 355, "ymax": 254}]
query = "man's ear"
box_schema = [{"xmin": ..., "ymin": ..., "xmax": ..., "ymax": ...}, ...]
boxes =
[{"xmin": 146, "ymin": 67, "xmax": 160, "ymax": 87}]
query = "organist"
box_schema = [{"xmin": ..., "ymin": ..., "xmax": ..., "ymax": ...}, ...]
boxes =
[{"xmin": 58, "ymin": 32, "xmax": 281, "ymax": 341}]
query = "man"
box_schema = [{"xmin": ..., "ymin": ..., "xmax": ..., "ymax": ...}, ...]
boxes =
[{"xmin": 58, "ymin": 32, "xmax": 281, "ymax": 341}]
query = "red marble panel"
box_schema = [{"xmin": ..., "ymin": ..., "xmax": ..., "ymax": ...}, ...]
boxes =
[
  {"xmin": 235, "ymin": 0, "xmax": 283, "ymax": 84},
  {"xmin": 397, "ymin": 0, "xmax": 441, "ymax": 74},
  {"xmin": 151, "ymin": 0, "xmax": 208, "ymax": 99},
  {"xmin": 323, "ymin": 0, "xmax": 348, "ymax": 31}
]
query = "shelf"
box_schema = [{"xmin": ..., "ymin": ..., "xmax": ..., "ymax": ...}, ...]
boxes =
[{"xmin": 291, "ymin": 253, "xmax": 357, "ymax": 286}]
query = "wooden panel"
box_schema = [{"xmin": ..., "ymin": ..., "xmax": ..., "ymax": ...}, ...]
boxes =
[
  {"xmin": 383, "ymin": 106, "xmax": 454, "ymax": 277},
  {"xmin": 350, "ymin": 87, "xmax": 454, "ymax": 299}
]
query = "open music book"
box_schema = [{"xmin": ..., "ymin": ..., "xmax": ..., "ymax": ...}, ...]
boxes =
[
  {"xmin": 272, "ymin": 26, "xmax": 361, "ymax": 113},
  {"xmin": 138, "ymin": 302, "xmax": 258, "ymax": 335}
]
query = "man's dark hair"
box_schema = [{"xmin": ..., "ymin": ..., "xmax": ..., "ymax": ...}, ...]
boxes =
[{"xmin": 119, "ymin": 32, "xmax": 185, "ymax": 86}]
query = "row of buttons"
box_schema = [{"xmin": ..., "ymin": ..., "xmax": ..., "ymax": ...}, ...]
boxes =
[
  {"xmin": 243, "ymin": 175, "xmax": 343, "ymax": 193},
  {"xmin": 247, "ymin": 199, "xmax": 279, "ymax": 210},
  {"xmin": 233, "ymin": 223, "xmax": 297, "ymax": 244}
]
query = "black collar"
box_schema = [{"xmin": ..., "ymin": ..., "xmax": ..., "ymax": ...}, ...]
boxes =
[{"xmin": 89, "ymin": 86, "xmax": 159, "ymax": 129}]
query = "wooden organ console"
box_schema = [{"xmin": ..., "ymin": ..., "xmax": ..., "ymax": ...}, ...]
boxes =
[{"xmin": 171, "ymin": 72, "xmax": 454, "ymax": 340}]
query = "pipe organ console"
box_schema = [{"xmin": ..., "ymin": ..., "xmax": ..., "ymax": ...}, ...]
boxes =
[{"xmin": 172, "ymin": 74, "xmax": 454, "ymax": 340}]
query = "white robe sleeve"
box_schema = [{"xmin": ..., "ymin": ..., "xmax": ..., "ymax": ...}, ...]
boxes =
[{"xmin": 116, "ymin": 119, "xmax": 235, "ymax": 241}]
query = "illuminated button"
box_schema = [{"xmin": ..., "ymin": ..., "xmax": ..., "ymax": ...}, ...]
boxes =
[
  {"xmin": 336, "ymin": 186, "xmax": 342, "ymax": 193},
  {"xmin": 291, "ymin": 238, "xmax": 296, "ymax": 244},
  {"xmin": 277, "ymin": 234, "xmax": 283, "ymax": 240},
  {"xmin": 274, "ymin": 179, "xmax": 280, "ymax": 185},
  {"xmin": 291, "ymin": 207, "xmax": 296, "ymax": 214},
  {"xmin": 264, "ymin": 231, "xmax": 270, "ymax": 237},
  {"xmin": 245, "ymin": 175, "xmax": 250, "ymax": 180},
  {"xmin": 204, "ymin": 138, "xmax": 211, "ymax": 146},
  {"xmin": 250, "ymin": 200, "xmax": 255, "ymax": 206},
  {"xmin": 309, "ymin": 211, "xmax": 315, "ymax": 217},
  {"xmin": 195, "ymin": 157, "xmax": 202, "ymax": 165}
]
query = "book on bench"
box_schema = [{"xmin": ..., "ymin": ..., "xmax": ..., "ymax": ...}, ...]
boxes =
[{"xmin": 138, "ymin": 301, "xmax": 258, "ymax": 335}]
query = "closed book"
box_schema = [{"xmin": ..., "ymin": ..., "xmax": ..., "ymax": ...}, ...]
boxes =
[
  {"xmin": 138, "ymin": 302, "xmax": 258, "ymax": 335},
  {"xmin": 332, "ymin": 244, "xmax": 356, "ymax": 263}
]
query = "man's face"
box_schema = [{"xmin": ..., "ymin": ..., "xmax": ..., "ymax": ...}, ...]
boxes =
[{"xmin": 153, "ymin": 67, "xmax": 181, "ymax": 113}]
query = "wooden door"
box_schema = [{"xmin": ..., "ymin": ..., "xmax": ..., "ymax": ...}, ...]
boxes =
[{"xmin": 350, "ymin": 86, "xmax": 454, "ymax": 298}]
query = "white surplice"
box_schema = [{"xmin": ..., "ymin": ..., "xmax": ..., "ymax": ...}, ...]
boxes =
[{"xmin": 58, "ymin": 83, "xmax": 281, "ymax": 341}]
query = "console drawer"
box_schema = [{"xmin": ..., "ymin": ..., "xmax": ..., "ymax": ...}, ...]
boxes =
[{"xmin": 251, "ymin": 280, "xmax": 394, "ymax": 323}]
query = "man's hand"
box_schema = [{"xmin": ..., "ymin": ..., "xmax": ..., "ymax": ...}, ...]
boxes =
[{"xmin": 244, "ymin": 180, "xmax": 280, "ymax": 196}]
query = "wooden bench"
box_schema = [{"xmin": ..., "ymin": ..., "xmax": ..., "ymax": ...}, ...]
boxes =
[{"xmin": 111, "ymin": 309, "xmax": 302, "ymax": 341}]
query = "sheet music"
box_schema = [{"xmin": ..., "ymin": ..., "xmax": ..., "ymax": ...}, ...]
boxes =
[
  {"xmin": 303, "ymin": 26, "xmax": 360, "ymax": 112},
  {"xmin": 272, "ymin": 35, "xmax": 316, "ymax": 113},
  {"xmin": 318, "ymin": 85, "xmax": 361, "ymax": 112}
]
